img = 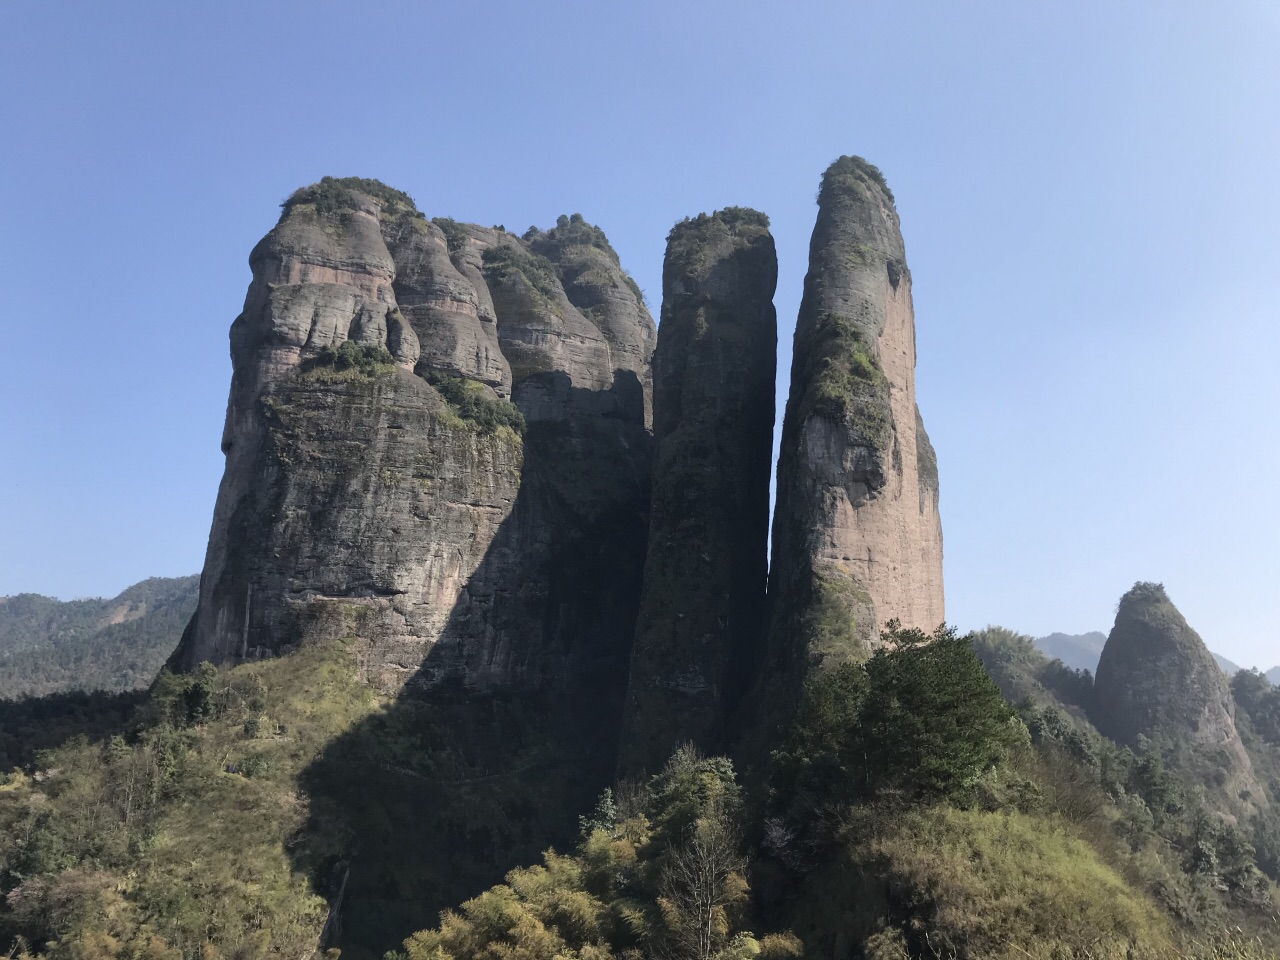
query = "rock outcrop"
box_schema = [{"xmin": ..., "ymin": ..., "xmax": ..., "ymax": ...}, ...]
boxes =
[
  {"xmin": 618, "ymin": 209, "xmax": 777, "ymax": 775},
  {"xmin": 176, "ymin": 182, "xmax": 654, "ymax": 700},
  {"xmin": 761, "ymin": 157, "xmax": 944, "ymax": 706},
  {"xmin": 1092, "ymin": 582, "xmax": 1264, "ymax": 813}
]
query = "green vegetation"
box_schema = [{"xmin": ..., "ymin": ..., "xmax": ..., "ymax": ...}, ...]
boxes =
[
  {"xmin": 0, "ymin": 639, "xmax": 381, "ymax": 960},
  {"xmin": 431, "ymin": 218, "xmax": 470, "ymax": 254},
  {"xmin": 426, "ymin": 373, "xmax": 525, "ymax": 436},
  {"xmin": 397, "ymin": 747, "xmax": 799, "ymax": 960},
  {"xmin": 526, "ymin": 213, "xmax": 618, "ymax": 260},
  {"xmin": 915, "ymin": 409, "xmax": 939, "ymax": 491},
  {"xmin": 769, "ymin": 622, "xmax": 1019, "ymax": 817},
  {"xmin": 281, "ymin": 177, "xmax": 420, "ymax": 220},
  {"xmin": 4, "ymin": 608, "xmax": 1278, "ymax": 959},
  {"xmin": 792, "ymin": 565, "xmax": 875, "ymax": 670},
  {"xmin": 0, "ymin": 577, "xmax": 198, "ymax": 700},
  {"xmin": 524, "ymin": 213, "xmax": 649, "ymax": 315},
  {"xmin": 792, "ymin": 311, "xmax": 892, "ymax": 448},
  {"xmin": 665, "ymin": 208, "xmax": 771, "ymax": 275},
  {"xmin": 298, "ymin": 341, "xmax": 395, "ymax": 383},
  {"xmin": 820, "ymin": 155, "xmax": 895, "ymax": 205},
  {"xmin": 481, "ymin": 244, "xmax": 562, "ymax": 302}
]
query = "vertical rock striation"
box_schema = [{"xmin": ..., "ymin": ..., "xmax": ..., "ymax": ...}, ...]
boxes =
[
  {"xmin": 762, "ymin": 157, "xmax": 944, "ymax": 709},
  {"xmin": 1093, "ymin": 582, "xmax": 1264, "ymax": 814},
  {"xmin": 618, "ymin": 209, "xmax": 777, "ymax": 776}
]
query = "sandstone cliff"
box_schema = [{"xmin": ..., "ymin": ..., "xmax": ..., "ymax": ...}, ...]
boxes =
[
  {"xmin": 762, "ymin": 157, "xmax": 944, "ymax": 705},
  {"xmin": 1092, "ymin": 581, "xmax": 1265, "ymax": 814},
  {"xmin": 175, "ymin": 183, "xmax": 653, "ymax": 697},
  {"xmin": 617, "ymin": 208, "xmax": 777, "ymax": 775},
  {"xmin": 173, "ymin": 179, "xmax": 657, "ymax": 944}
]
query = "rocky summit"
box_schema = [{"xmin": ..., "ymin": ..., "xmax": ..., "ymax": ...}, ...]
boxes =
[
  {"xmin": 617, "ymin": 208, "xmax": 777, "ymax": 776},
  {"xmin": 760, "ymin": 157, "xmax": 945, "ymax": 711}
]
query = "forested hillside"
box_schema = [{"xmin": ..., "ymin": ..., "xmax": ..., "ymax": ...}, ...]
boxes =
[
  {"xmin": 4, "ymin": 621, "xmax": 1279, "ymax": 960},
  {"xmin": 0, "ymin": 577, "xmax": 198, "ymax": 699}
]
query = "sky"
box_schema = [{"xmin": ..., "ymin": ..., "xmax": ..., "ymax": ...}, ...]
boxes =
[{"xmin": 1, "ymin": 1, "xmax": 1277, "ymax": 668}]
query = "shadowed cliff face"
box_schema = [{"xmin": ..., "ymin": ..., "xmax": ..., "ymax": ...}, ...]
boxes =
[
  {"xmin": 761, "ymin": 157, "xmax": 944, "ymax": 712},
  {"xmin": 1093, "ymin": 582, "xmax": 1264, "ymax": 815},
  {"xmin": 617, "ymin": 208, "xmax": 777, "ymax": 776}
]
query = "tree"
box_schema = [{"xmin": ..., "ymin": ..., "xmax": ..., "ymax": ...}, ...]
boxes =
[
  {"xmin": 860, "ymin": 622, "xmax": 1019, "ymax": 802},
  {"xmin": 656, "ymin": 802, "xmax": 748, "ymax": 960}
]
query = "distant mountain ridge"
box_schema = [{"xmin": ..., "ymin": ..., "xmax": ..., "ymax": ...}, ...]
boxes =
[
  {"xmin": 1035, "ymin": 630, "xmax": 1256, "ymax": 680},
  {"xmin": 0, "ymin": 575, "xmax": 198, "ymax": 698}
]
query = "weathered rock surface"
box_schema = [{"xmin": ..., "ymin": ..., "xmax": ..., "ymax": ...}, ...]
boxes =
[
  {"xmin": 1092, "ymin": 582, "xmax": 1264, "ymax": 813},
  {"xmin": 176, "ymin": 182, "xmax": 654, "ymax": 696},
  {"xmin": 618, "ymin": 209, "xmax": 777, "ymax": 775},
  {"xmin": 761, "ymin": 157, "xmax": 944, "ymax": 707}
]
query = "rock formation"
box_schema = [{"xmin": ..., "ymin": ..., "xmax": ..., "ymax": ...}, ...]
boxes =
[
  {"xmin": 175, "ymin": 183, "xmax": 654, "ymax": 701},
  {"xmin": 1093, "ymin": 581, "xmax": 1264, "ymax": 813},
  {"xmin": 172, "ymin": 180, "xmax": 658, "ymax": 941},
  {"xmin": 618, "ymin": 209, "xmax": 777, "ymax": 775},
  {"xmin": 762, "ymin": 157, "xmax": 944, "ymax": 705}
]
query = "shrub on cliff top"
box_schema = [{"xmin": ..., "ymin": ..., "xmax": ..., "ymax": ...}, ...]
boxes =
[
  {"xmin": 282, "ymin": 176, "xmax": 420, "ymax": 218},
  {"xmin": 820, "ymin": 155, "xmax": 895, "ymax": 204},
  {"xmin": 481, "ymin": 243, "xmax": 562, "ymax": 302}
]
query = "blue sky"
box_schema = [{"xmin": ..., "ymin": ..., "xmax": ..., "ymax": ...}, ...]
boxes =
[{"xmin": 2, "ymin": 1, "xmax": 1277, "ymax": 666}]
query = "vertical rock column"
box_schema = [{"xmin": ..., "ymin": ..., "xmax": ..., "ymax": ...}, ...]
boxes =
[
  {"xmin": 763, "ymin": 156, "xmax": 944, "ymax": 708},
  {"xmin": 618, "ymin": 208, "xmax": 777, "ymax": 776}
]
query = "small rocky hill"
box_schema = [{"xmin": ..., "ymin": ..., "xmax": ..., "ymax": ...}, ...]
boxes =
[
  {"xmin": 1092, "ymin": 582, "xmax": 1264, "ymax": 814},
  {"xmin": 0, "ymin": 575, "xmax": 198, "ymax": 698}
]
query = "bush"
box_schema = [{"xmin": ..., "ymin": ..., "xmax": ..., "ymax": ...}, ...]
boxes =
[
  {"xmin": 426, "ymin": 373, "xmax": 525, "ymax": 436},
  {"xmin": 281, "ymin": 176, "xmax": 418, "ymax": 218},
  {"xmin": 819, "ymin": 155, "xmax": 895, "ymax": 205},
  {"xmin": 299, "ymin": 340, "xmax": 394, "ymax": 382}
]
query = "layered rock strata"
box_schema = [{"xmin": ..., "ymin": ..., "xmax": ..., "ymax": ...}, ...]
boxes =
[
  {"xmin": 762, "ymin": 157, "xmax": 944, "ymax": 706},
  {"xmin": 1093, "ymin": 582, "xmax": 1264, "ymax": 813},
  {"xmin": 618, "ymin": 209, "xmax": 777, "ymax": 775}
]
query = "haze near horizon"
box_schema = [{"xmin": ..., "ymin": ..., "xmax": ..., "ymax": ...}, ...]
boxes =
[{"xmin": 1, "ymin": 1, "xmax": 1276, "ymax": 667}]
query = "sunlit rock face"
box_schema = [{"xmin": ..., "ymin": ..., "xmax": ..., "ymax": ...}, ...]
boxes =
[
  {"xmin": 617, "ymin": 208, "xmax": 778, "ymax": 776},
  {"xmin": 761, "ymin": 157, "xmax": 944, "ymax": 713}
]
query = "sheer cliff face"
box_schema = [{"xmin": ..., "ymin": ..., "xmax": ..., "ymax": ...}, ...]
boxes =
[
  {"xmin": 618, "ymin": 210, "xmax": 777, "ymax": 776},
  {"xmin": 1093, "ymin": 583, "xmax": 1264, "ymax": 813},
  {"xmin": 176, "ymin": 184, "xmax": 655, "ymax": 708},
  {"xmin": 765, "ymin": 157, "xmax": 944, "ymax": 693}
]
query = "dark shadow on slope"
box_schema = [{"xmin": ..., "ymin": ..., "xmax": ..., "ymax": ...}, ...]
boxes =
[
  {"xmin": 0, "ymin": 689, "xmax": 147, "ymax": 771},
  {"xmin": 289, "ymin": 370, "xmax": 652, "ymax": 960}
]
